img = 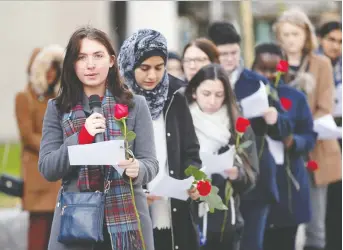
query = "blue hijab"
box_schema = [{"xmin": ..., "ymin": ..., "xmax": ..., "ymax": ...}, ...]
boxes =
[{"xmin": 117, "ymin": 29, "xmax": 169, "ymax": 120}]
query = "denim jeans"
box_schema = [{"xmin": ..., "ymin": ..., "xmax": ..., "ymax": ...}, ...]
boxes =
[
  {"xmin": 305, "ymin": 184, "xmax": 328, "ymax": 249},
  {"xmin": 240, "ymin": 200, "xmax": 270, "ymax": 250}
]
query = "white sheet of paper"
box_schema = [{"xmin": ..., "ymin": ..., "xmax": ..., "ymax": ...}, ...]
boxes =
[
  {"xmin": 265, "ymin": 136, "xmax": 284, "ymax": 165},
  {"xmin": 68, "ymin": 140, "xmax": 126, "ymax": 165},
  {"xmin": 148, "ymin": 175, "xmax": 194, "ymax": 201},
  {"xmin": 240, "ymin": 81, "xmax": 269, "ymax": 119},
  {"xmin": 199, "ymin": 146, "xmax": 236, "ymax": 178},
  {"xmin": 112, "ymin": 164, "xmax": 125, "ymax": 176},
  {"xmin": 314, "ymin": 114, "xmax": 342, "ymax": 140},
  {"xmin": 333, "ymin": 83, "xmax": 342, "ymax": 117}
]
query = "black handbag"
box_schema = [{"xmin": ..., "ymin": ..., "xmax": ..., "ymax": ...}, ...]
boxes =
[
  {"xmin": 57, "ymin": 168, "xmax": 111, "ymax": 244},
  {"xmin": 0, "ymin": 144, "xmax": 23, "ymax": 197}
]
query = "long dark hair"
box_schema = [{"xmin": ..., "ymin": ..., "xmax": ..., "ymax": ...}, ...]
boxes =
[
  {"xmin": 55, "ymin": 26, "xmax": 133, "ymax": 113},
  {"xmin": 185, "ymin": 63, "xmax": 255, "ymax": 183}
]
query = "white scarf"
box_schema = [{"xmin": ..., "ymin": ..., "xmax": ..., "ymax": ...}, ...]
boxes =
[{"xmin": 189, "ymin": 103, "xmax": 231, "ymax": 153}]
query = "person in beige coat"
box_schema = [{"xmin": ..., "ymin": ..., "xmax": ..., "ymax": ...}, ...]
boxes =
[
  {"xmin": 273, "ymin": 8, "xmax": 342, "ymax": 250},
  {"xmin": 15, "ymin": 45, "xmax": 64, "ymax": 250}
]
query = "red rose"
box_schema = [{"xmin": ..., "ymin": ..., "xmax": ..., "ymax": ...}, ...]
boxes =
[
  {"xmin": 114, "ymin": 104, "xmax": 129, "ymax": 120},
  {"xmin": 235, "ymin": 117, "xmax": 251, "ymax": 134},
  {"xmin": 196, "ymin": 180, "xmax": 212, "ymax": 196},
  {"xmin": 307, "ymin": 160, "xmax": 319, "ymax": 172},
  {"xmin": 280, "ymin": 97, "xmax": 292, "ymax": 111},
  {"xmin": 276, "ymin": 60, "xmax": 289, "ymax": 73}
]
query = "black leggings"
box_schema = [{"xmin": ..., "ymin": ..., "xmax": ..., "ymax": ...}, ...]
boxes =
[
  {"xmin": 325, "ymin": 125, "xmax": 342, "ymax": 250},
  {"xmin": 263, "ymin": 226, "xmax": 298, "ymax": 250}
]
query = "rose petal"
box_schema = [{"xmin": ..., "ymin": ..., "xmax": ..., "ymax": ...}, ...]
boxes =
[
  {"xmin": 280, "ymin": 97, "xmax": 292, "ymax": 111},
  {"xmin": 114, "ymin": 104, "xmax": 129, "ymax": 120}
]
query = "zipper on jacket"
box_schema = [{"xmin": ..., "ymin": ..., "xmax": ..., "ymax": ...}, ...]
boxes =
[
  {"xmin": 60, "ymin": 204, "xmax": 98, "ymax": 215},
  {"xmin": 164, "ymin": 92, "xmax": 176, "ymax": 121}
]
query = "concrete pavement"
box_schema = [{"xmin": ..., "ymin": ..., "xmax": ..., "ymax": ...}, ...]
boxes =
[
  {"xmin": 0, "ymin": 207, "xmax": 305, "ymax": 250},
  {"xmin": 0, "ymin": 207, "xmax": 28, "ymax": 250}
]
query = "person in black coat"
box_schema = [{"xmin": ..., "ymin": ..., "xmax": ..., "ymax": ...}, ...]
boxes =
[{"xmin": 118, "ymin": 29, "xmax": 202, "ymax": 250}]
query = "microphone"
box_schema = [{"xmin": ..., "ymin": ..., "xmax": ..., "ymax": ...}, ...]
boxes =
[{"xmin": 89, "ymin": 95, "xmax": 104, "ymax": 143}]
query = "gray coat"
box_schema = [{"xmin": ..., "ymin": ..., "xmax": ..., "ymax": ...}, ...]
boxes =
[{"xmin": 38, "ymin": 95, "xmax": 158, "ymax": 250}]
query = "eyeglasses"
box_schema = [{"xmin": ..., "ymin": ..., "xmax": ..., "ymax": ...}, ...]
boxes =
[{"xmin": 182, "ymin": 57, "xmax": 209, "ymax": 66}]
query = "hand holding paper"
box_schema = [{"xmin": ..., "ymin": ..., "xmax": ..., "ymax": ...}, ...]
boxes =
[
  {"xmin": 263, "ymin": 107, "xmax": 278, "ymax": 125},
  {"xmin": 224, "ymin": 167, "xmax": 239, "ymax": 180},
  {"xmin": 118, "ymin": 158, "xmax": 139, "ymax": 178}
]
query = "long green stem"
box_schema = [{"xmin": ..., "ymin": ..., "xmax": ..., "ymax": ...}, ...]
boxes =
[
  {"xmin": 220, "ymin": 181, "xmax": 232, "ymax": 242},
  {"xmin": 130, "ymin": 178, "xmax": 146, "ymax": 250},
  {"xmin": 275, "ymin": 72, "xmax": 281, "ymax": 88},
  {"xmin": 123, "ymin": 119, "xmax": 145, "ymax": 250},
  {"xmin": 123, "ymin": 120, "xmax": 129, "ymax": 158},
  {"xmin": 286, "ymin": 153, "xmax": 293, "ymax": 214},
  {"xmin": 236, "ymin": 135, "xmax": 240, "ymax": 149}
]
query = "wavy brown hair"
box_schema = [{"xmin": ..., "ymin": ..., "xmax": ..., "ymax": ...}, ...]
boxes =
[{"xmin": 55, "ymin": 26, "xmax": 133, "ymax": 113}]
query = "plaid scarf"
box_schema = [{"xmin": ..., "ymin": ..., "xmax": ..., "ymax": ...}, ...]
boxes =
[{"xmin": 61, "ymin": 88, "xmax": 143, "ymax": 250}]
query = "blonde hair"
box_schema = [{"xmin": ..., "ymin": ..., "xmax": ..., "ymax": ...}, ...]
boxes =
[{"xmin": 273, "ymin": 8, "xmax": 318, "ymax": 54}]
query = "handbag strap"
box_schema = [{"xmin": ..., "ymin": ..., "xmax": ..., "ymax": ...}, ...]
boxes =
[
  {"xmin": 60, "ymin": 166, "xmax": 113, "ymax": 194},
  {"xmin": 0, "ymin": 144, "xmax": 11, "ymax": 174}
]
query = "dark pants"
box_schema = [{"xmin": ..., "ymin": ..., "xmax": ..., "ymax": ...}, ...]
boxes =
[
  {"xmin": 153, "ymin": 229, "xmax": 173, "ymax": 250},
  {"xmin": 326, "ymin": 180, "xmax": 342, "ymax": 250},
  {"xmin": 263, "ymin": 225, "xmax": 298, "ymax": 250},
  {"xmin": 28, "ymin": 212, "xmax": 54, "ymax": 250},
  {"xmin": 325, "ymin": 120, "xmax": 342, "ymax": 250},
  {"xmin": 240, "ymin": 200, "xmax": 270, "ymax": 250},
  {"xmin": 201, "ymin": 231, "xmax": 240, "ymax": 250}
]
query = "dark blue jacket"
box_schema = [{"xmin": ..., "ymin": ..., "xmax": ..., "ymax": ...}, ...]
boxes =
[
  {"xmin": 267, "ymin": 82, "xmax": 317, "ymax": 227},
  {"xmin": 234, "ymin": 69, "xmax": 292, "ymax": 203}
]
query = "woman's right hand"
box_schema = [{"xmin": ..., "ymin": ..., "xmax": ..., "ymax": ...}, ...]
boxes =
[{"xmin": 84, "ymin": 113, "xmax": 106, "ymax": 136}]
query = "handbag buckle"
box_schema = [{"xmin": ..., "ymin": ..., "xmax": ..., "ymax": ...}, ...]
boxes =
[{"xmin": 104, "ymin": 181, "xmax": 111, "ymax": 193}]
